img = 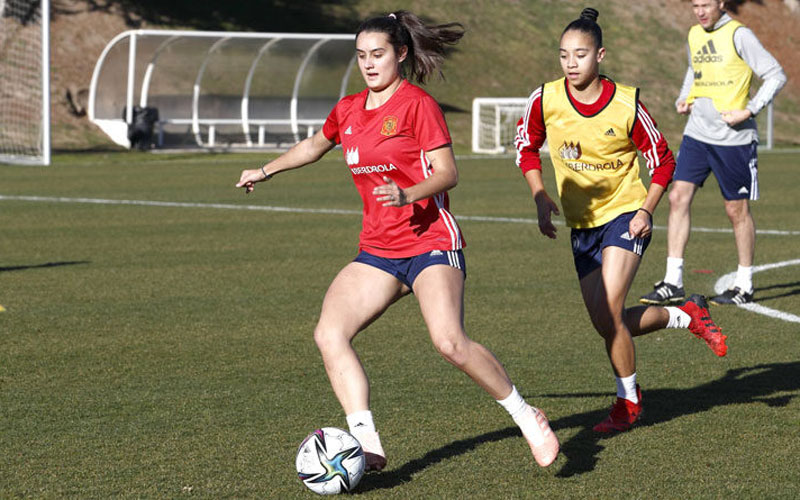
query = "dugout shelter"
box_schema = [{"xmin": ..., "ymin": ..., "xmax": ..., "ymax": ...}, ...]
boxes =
[{"xmin": 89, "ymin": 30, "xmax": 357, "ymax": 150}]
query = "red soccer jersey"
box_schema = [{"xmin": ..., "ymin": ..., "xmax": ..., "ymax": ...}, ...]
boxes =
[{"xmin": 323, "ymin": 80, "xmax": 464, "ymax": 258}]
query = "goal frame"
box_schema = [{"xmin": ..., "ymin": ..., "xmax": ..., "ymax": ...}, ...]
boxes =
[
  {"xmin": 0, "ymin": 0, "xmax": 50, "ymax": 165},
  {"xmin": 471, "ymin": 97, "xmax": 528, "ymax": 155}
]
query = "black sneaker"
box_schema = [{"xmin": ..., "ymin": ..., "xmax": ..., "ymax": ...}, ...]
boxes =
[
  {"xmin": 709, "ymin": 287, "xmax": 754, "ymax": 305},
  {"xmin": 640, "ymin": 281, "xmax": 686, "ymax": 305}
]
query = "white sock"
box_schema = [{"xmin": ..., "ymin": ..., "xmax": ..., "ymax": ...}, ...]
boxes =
[
  {"xmin": 346, "ymin": 410, "xmax": 376, "ymax": 434},
  {"xmin": 615, "ymin": 374, "xmax": 638, "ymax": 404},
  {"xmin": 497, "ymin": 385, "xmax": 528, "ymax": 420},
  {"xmin": 665, "ymin": 306, "xmax": 691, "ymax": 329},
  {"xmin": 733, "ymin": 265, "xmax": 753, "ymax": 293},
  {"xmin": 497, "ymin": 386, "xmax": 543, "ymax": 445},
  {"xmin": 664, "ymin": 257, "xmax": 684, "ymax": 288}
]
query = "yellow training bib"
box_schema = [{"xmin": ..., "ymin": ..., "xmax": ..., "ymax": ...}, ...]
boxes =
[
  {"xmin": 542, "ymin": 77, "xmax": 646, "ymax": 229},
  {"xmin": 686, "ymin": 20, "xmax": 752, "ymax": 111}
]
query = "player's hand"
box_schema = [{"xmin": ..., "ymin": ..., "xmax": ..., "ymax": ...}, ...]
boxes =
[
  {"xmin": 373, "ymin": 176, "xmax": 408, "ymax": 207},
  {"xmin": 236, "ymin": 168, "xmax": 270, "ymax": 194},
  {"xmin": 628, "ymin": 210, "xmax": 652, "ymax": 239},
  {"xmin": 676, "ymin": 100, "xmax": 691, "ymax": 115},
  {"xmin": 534, "ymin": 192, "xmax": 560, "ymax": 239},
  {"xmin": 720, "ymin": 109, "xmax": 752, "ymax": 127}
]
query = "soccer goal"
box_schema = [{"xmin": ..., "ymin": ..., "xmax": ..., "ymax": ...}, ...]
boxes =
[
  {"xmin": 0, "ymin": 0, "xmax": 50, "ymax": 165},
  {"xmin": 471, "ymin": 97, "xmax": 528, "ymax": 154}
]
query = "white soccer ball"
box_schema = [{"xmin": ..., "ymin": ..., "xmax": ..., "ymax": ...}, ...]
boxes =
[{"xmin": 296, "ymin": 427, "xmax": 366, "ymax": 495}]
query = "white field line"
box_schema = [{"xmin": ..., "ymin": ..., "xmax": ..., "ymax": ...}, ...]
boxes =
[
  {"xmin": 714, "ymin": 259, "xmax": 800, "ymax": 324},
  {"xmin": 2, "ymin": 194, "xmax": 800, "ymax": 237},
  {"xmin": 0, "ymin": 195, "xmax": 361, "ymax": 215},
  {"xmin": 4, "ymin": 194, "xmax": 798, "ymax": 323}
]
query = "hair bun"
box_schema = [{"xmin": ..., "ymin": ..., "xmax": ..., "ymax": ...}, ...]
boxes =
[{"xmin": 580, "ymin": 7, "xmax": 599, "ymax": 23}]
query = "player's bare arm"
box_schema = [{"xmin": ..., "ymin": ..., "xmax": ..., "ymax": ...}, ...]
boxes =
[
  {"xmin": 628, "ymin": 183, "xmax": 665, "ymax": 239},
  {"xmin": 523, "ymin": 169, "xmax": 560, "ymax": 239},
  {"xmin": 236, "ymin": 129, "xmax": 336, "ymax": 193}
]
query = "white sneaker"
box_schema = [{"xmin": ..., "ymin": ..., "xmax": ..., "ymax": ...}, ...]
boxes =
[
  {"xmin": 351, "ymin": 428, "xmax": 386, "ymax": 472},
  {"xmin": 519, "ymin": 406, "xmax": 560, "ymax": 467}
]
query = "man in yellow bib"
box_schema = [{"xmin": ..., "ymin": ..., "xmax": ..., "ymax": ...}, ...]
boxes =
[{"xmin": 641, "ymin": 0, "xmax": 786, "ymax": 306}]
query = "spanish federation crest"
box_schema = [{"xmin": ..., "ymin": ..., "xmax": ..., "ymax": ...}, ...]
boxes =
[{"xmin": 380, "ymin": 115, "xmax": 399, "ymax": 136}]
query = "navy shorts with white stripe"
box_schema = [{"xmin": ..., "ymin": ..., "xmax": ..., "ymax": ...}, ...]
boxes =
[
  {"xmin": 353, "ymin": 249, "xmax": 466, "ymax": 290},
  {"xmin": 570, "ymin": 211, "xmax": 651, "ymax": 280}
]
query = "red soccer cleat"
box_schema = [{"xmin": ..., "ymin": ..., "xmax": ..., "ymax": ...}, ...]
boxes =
[
  {"xmin": 593, "ymin": 385, "xmax": 643, "ymax": 433},
  {"xmin": 679, "ymin": 294, "xmax": 728, "ymax": 357}
]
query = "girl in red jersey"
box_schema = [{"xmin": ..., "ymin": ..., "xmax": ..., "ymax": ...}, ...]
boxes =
[
  {"xmin": 514, "ymin": 8, "xmax": 728, "ymax": 433},
  {"xmin": 238, "ymin": 11, "xmax": 559, "ymax": 469}
]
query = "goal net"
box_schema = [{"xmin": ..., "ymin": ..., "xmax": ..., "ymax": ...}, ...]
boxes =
[
  {"xmin": 0, "ymin": 0, "xmax": 50, "ymax": 165},
  {"xmin": 471, "ymin": 97, "xmax": 528, "ymax": 154}
]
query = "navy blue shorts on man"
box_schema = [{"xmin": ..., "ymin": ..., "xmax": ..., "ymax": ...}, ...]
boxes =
[
  {"xmin": 353, "ymin": 249, "xmax": 466, "ymax": 289},
  {"xmin": 571, "ymin": 211, "xmax": 651, "ymax": 280},
  {"xmin": 674, "ymin": 135, "xmax": 758, "ymax": 201}
]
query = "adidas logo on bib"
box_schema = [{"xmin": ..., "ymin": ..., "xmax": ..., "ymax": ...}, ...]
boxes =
[{"xmin": 693, "ymin": 39, "xmax": 723, "ymax": 63}]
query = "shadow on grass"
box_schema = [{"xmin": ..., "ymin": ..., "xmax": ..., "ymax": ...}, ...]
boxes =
[
  {"xmin": 357, "ymin": 426, "xmax": 521, "ymax": 492},
  {"xmin": 754, "ymin": 281, "xmax": 800, "ymax": 302},
  {"xmin": 550, "ymin": 362, "xmax": 800, "ymax": 477},
  {"xmin": 357, "ymin": 362, "xmax": 800, "ymax": 489},
  {"xmin": 0, "ymin": 261, "xmax": 90, "ymax": 272}
]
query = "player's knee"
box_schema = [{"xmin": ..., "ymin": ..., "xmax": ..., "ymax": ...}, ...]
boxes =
[
  {"xmin": 668, "ymin": 186, "xmax": 691, "ymax": 209},
  {"xmin": 590, "ymin": 314, "xmax": 623, "ymax": 339},
  {"xmin": 432, "ymin": 334, "xmax": 469, "ymax": 366},
  {"xmin": 724, "ymin": 201, "xmax": 749, "ymax": 222},
  {"xmin": 313, "ymin": 324, "xmax": 347, "ymax": 354}
]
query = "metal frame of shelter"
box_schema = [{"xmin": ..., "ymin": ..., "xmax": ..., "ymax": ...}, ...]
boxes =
[{"xmin": 88, "ymin": 30, "xmax": 357, "ymax": 150}]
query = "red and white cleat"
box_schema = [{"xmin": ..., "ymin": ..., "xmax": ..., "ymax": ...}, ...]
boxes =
[
  {"xmin": 593, "ymin": 385, "xmax": 643, "ymax": 433},
  {"xmin": 679, "ymin": 294, "xmax": 728, "ymax": 357}
]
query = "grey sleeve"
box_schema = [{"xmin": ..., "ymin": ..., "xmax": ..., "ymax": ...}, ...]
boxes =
[
  {"xmin": 676, "ymin": 45, "xmax": 694, "ymax": 106},
  {"xmin": 734, "ymin": 27, "xmax": 787, "ymax": 116}
]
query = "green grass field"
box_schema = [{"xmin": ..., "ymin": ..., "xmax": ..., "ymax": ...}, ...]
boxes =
[{"xmin": 1, "ymin": 151, "xmax": 799, "ymax": 498}]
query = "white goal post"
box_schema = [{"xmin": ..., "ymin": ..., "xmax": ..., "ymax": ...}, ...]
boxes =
[
  {"xmin": 0, "ymin": 0, "xmax": 50, "ymax": 165},
  {"xmin": 471, "ymin": 97, "xmax": 528, "ymax": 155}
]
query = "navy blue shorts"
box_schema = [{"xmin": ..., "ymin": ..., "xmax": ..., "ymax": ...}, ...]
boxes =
[
  {"xmin": 571, "ymin": 211, "xmax": 651, "ymax": 280},
  {"xmin": 674, "ymin": 135, "xmax": 758, "ymax": 201},
  {"xmin": 353, "ymin": 249, "xmax": 466, "ymax": 289}
]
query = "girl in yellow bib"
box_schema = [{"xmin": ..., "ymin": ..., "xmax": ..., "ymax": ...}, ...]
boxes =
[{"xmin": 515, "ymin": 8, "xmax": 728, "ymax": 432}]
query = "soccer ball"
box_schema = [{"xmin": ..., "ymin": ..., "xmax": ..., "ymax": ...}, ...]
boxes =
[{"xmin": 296, "ymin": 427, "xmax": 365, "ymax": 495}]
